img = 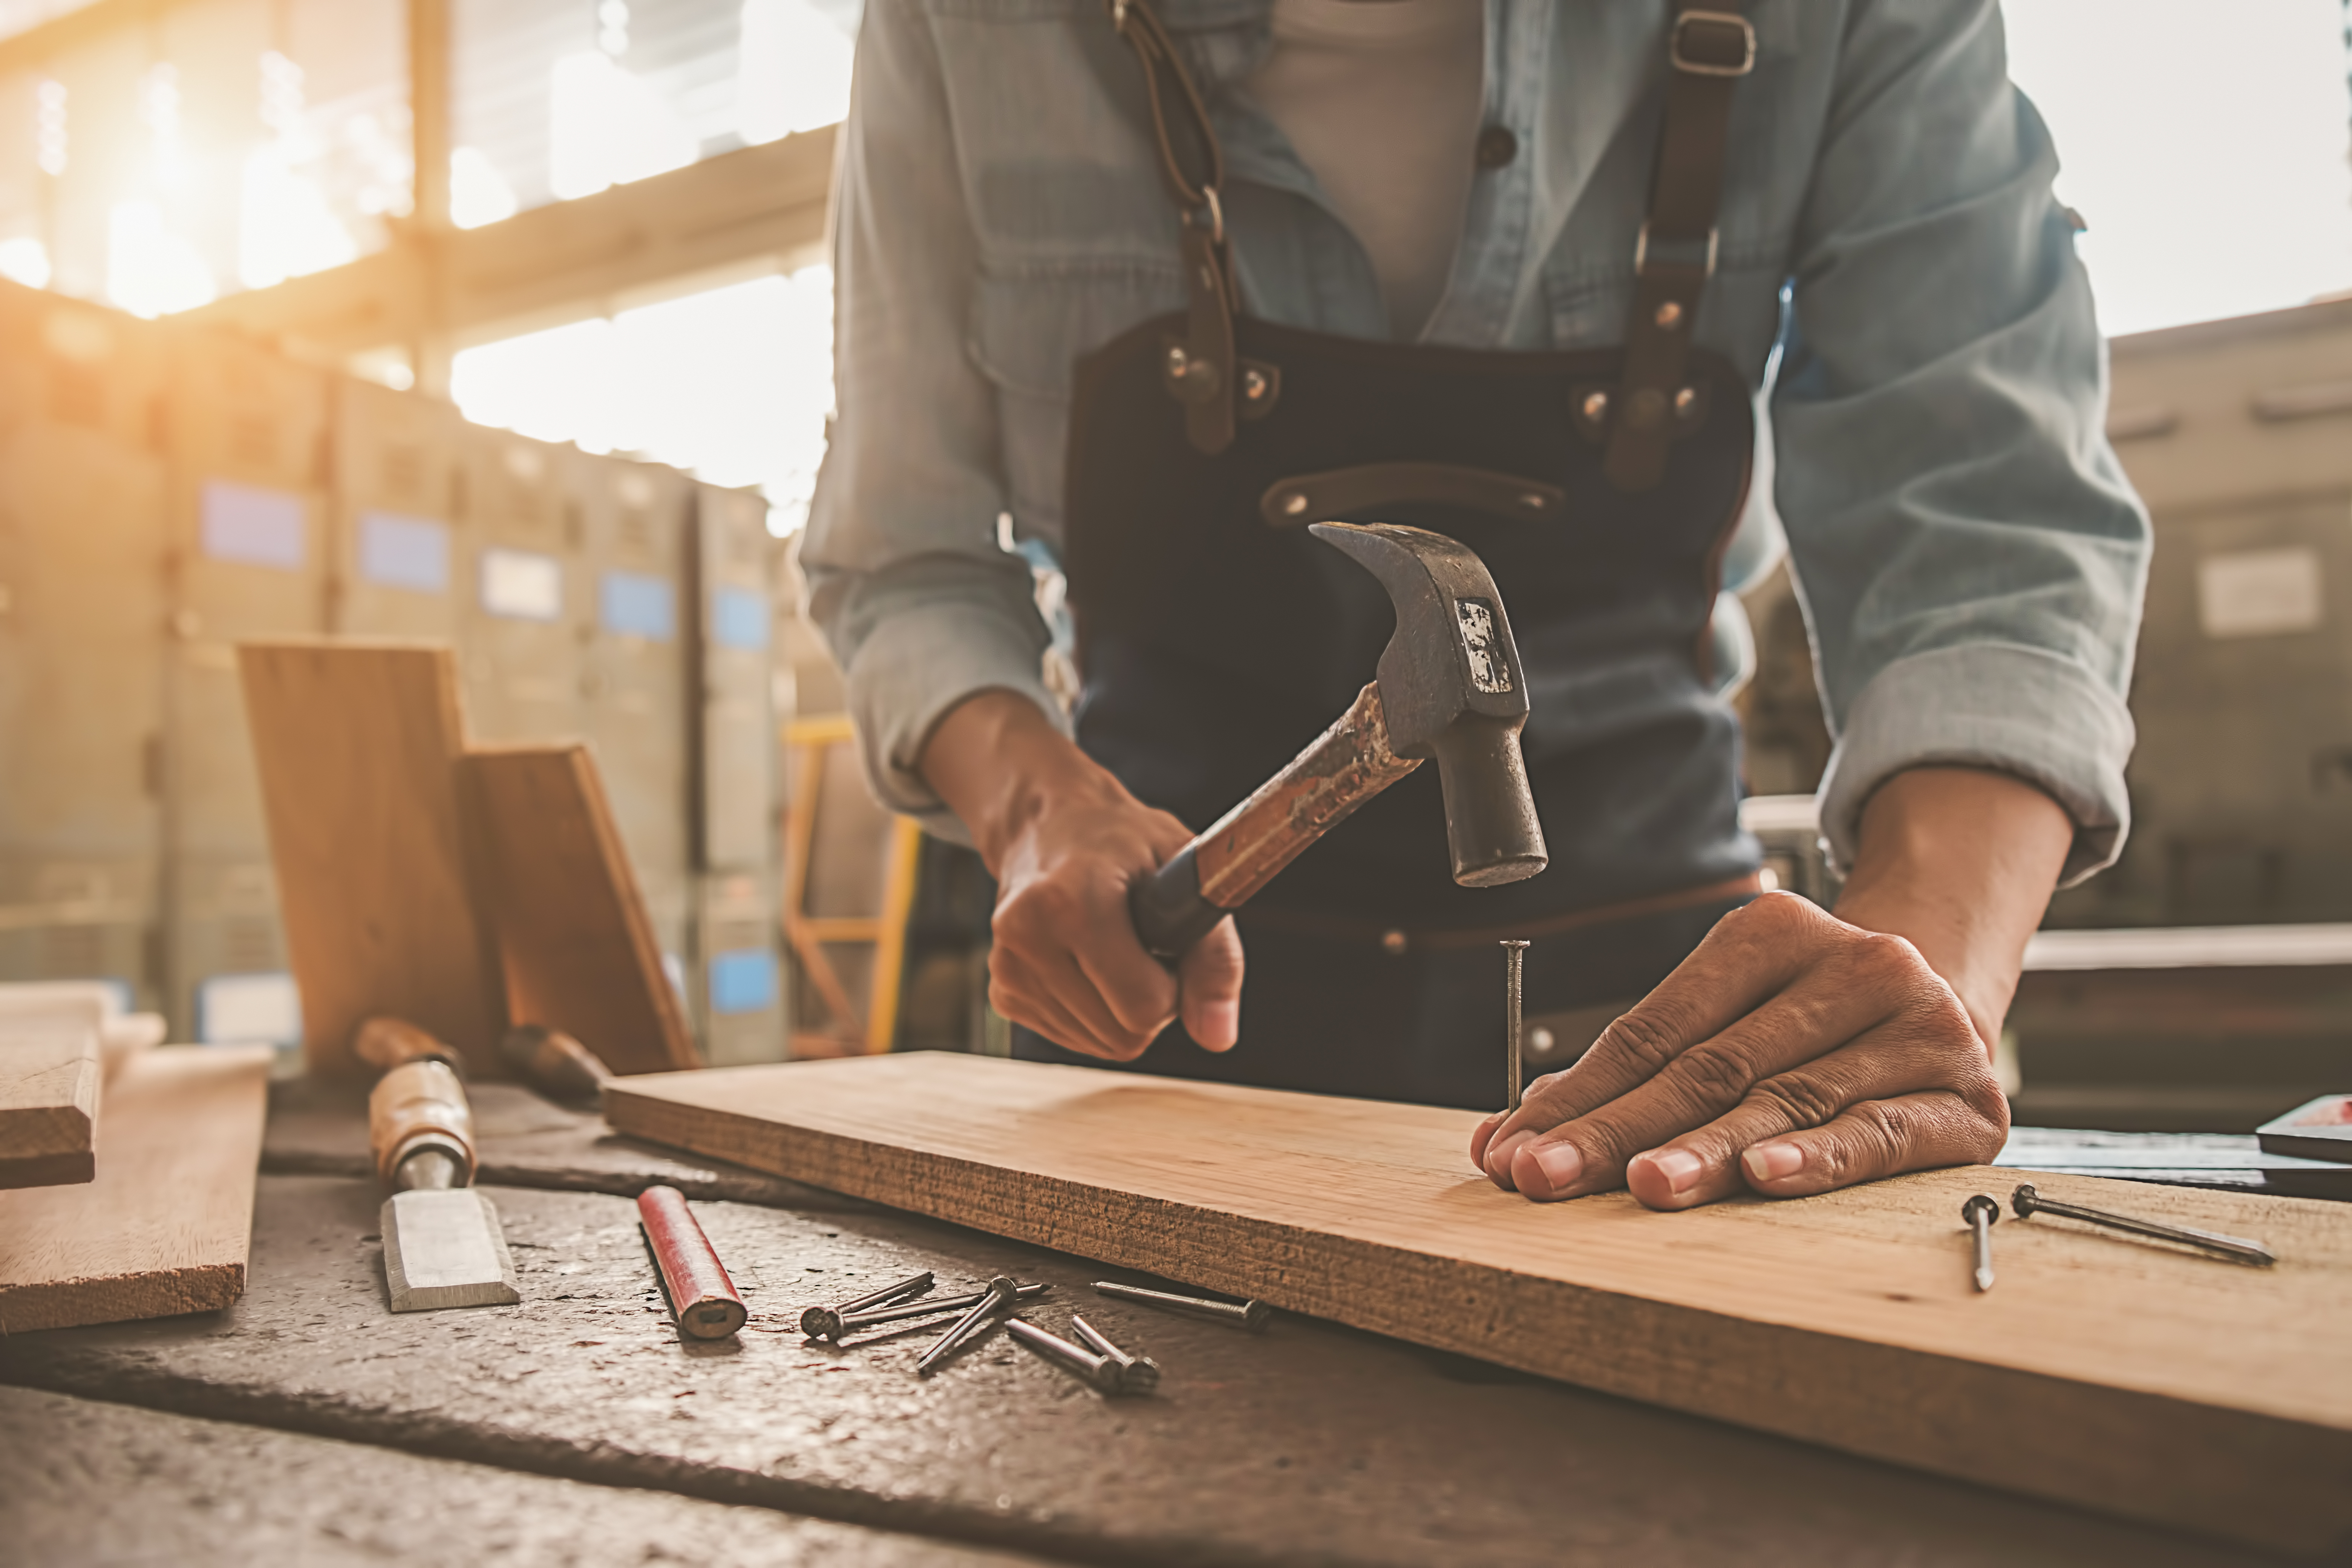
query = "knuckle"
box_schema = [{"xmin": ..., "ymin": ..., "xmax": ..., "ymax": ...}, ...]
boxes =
[
  {"xmin": 1662, "ymin": 1040, "xmax": 1759, "ymax": 1113},
  {"xmin": 1594, "ymin": 1008, "xmax": 1686, "ymax": 1078},
  {"xmin": 1847, "ymin": 1098, "xmax": 1916, "ymax": 1165},
  {"xmin": 1747, "ymin": 1070, "xmax": 1844, "ymax": 1130}
]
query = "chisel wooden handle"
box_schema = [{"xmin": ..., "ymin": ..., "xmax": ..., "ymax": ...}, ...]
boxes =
[
  {"xmin": 637, "ymin": 1185, "xmax": 747, "ymax": 1339},
  {"xmin": 1130, "ymin": 681, "xmax": 1421, "ymax": 960},
  {"xmin": 368, "ymin": 1057, "xmax": 478, "ymax": 1189},
  {"xmin": 355, "ymin": 1015, "xmax": 454, "ymax": 1073}
]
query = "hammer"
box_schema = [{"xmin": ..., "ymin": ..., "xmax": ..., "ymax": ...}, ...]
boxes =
[{"xmin": 1130, "ymin": 521, "xmax": 1548, "ymax": 959}]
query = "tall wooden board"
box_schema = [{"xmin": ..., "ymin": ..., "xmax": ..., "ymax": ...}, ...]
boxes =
[
  {"xmin": 0, "ymin": 1045, "xmax": 269, "ymax": 1332},
  {"xmin": 467, "ymin": 744, "xmax": 698, "ymax": 1074},
  {"xmin": 237, "ymin": 642, "xmax": 507, "ymax": 1075},
  {"xmin": 606, "ymin": 1053, "xmax": 2352, "ymax": 1556}
]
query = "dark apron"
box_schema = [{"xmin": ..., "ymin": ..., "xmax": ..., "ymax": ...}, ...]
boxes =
[{"xmin": 1014, "ymin": 0, "xmax": 1766, "ymax": 1109}]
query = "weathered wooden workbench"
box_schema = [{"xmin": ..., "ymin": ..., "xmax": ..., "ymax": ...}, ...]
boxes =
[{"xmin": 0, "ymin": 1080, "xmax": 2287, "ymax": 1566}]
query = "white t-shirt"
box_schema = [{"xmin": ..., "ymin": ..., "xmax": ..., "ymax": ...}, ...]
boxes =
[{"xmin": 1246, "ymin": 0, "xmax": 1487, "ymax": 339}]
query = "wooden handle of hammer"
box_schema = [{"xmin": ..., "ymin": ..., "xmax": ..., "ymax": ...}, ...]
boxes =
[{"xmin": 1129, "ymin": 682, "xmax": 1422, "ymax": 960}]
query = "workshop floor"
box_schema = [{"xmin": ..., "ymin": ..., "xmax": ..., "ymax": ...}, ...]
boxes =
[{"xmin": 0, "ymin": 1082, "xmax": 2287, "ymax": 1567}]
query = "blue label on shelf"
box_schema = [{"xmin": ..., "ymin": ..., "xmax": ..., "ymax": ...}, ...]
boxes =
[
  {"xmin": 710, "ymin": 586, "xmax": 769, "ymax": 651},
  {"xmin": 358, "ymin": 512, "xmax": 450, "ymax": 592},
  {"xmin": 201, "ymin": 481, "xmax": 305, "ymax": 570},
  {"xmin": 708, "ymin": 949, "xmax": 778, "ymax": 1015},
  {"xmin": 479, "ymin": 547, "xmax": 564, "ymax": 620},
  {"xmin": 601, "ymin": 570, "xmax": 675, "ymax": 640}
]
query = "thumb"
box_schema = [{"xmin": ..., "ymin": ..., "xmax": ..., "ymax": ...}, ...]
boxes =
[{"xmin": 1177, "ymin": 916, "xmax": 1245, "ymax": 1052}]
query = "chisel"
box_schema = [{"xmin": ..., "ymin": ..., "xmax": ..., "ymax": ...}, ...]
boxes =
[{"xmin": 357, "ymin": 1017, "xmax": 522, "ymax": 1312}]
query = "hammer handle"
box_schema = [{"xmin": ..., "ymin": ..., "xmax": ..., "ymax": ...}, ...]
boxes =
[{"xmin": 1130, "ymin": 683, "xmax": 1421, "ymax": 960}]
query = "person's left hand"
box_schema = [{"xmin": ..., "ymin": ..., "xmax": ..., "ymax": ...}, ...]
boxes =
[{"xmin": 1468, "ymin": 891, "xmax": 2010, "ymax": 1209}]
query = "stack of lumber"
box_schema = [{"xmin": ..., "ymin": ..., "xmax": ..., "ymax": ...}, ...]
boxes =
[
  {"xmin": 0, "ymin": 981, "xmax": 268, "ymax": 1332},
  {"xmin": 608, "ymin": 1053, "xmax": 2352, "ymax": 1557}
]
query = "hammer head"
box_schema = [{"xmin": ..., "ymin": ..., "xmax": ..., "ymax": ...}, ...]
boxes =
[{"xmin": 1310, "ymin": 522, "xmax": 1549, "ymax": 888}]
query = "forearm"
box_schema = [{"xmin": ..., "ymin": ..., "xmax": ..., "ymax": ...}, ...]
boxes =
[{"xmin": 1831, "ymin": 766, "xmax": 2073, "ymax": 1051}]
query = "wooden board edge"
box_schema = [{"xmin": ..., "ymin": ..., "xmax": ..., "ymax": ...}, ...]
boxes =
[
  {"xmin": 0, "ymin": 1151, "xmax": 96, "ymax": 1190},
  {"xmin": 605, "ymin": 1084, "xmax": 2352, "ymax": 1558},
  {"xmin": 0, "ymin": 1262, "xmax": 247, "ymax": 1335}
]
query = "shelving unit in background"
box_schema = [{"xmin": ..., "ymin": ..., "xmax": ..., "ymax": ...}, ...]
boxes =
[{"xmin": 779, "ymin": 715, "xmax": 922, "ymax": 1056}]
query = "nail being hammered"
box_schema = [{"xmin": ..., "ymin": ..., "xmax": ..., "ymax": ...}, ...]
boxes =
[{"xmin": 1502, "ymin": 939, "xmax": 1530, "ymax": 1113}]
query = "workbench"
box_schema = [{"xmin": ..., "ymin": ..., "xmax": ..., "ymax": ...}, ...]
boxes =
[{"xmin": 0, "ymin": 1080, "xmax": 2294, "ymax": 1566}]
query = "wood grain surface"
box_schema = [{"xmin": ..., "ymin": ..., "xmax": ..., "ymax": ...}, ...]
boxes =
[
  {"xmin": 467, "ymin": 744, "xmax": 698, "ymax": 1075},
  {"xmin": 0, "ymin": 1027, "xmax": 100, "ymax": 1188},
  {"xmin": 607, "ymin": 1054, "xmax": 2352, "ymax": 1556},
  {"xmin": 238, "ymin": 642, "xmax": 508, "ymax": 1076},
  {"xmin": 0, "ymin": 1045, "xmax": 269, "ymax": 1332}
]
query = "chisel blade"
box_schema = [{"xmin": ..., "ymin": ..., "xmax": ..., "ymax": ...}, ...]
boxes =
[{"xmin": 381, "ymin": 1189, "xmax": 521, "ymax": 1312}]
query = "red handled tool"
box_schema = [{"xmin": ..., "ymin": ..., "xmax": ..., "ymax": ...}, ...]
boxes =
[{"xmin": 636, "ymin": 1184, "xmax": 747, "ymax": 1339}]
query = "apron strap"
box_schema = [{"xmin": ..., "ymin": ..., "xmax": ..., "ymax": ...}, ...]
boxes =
[
  {"xmin": 1107, "ymin": 0, "xmax": 1241, "ymax": 454},
  {"xmin": 1603, "ymin": 3, "xmax": 1755, "ymax": 492}
]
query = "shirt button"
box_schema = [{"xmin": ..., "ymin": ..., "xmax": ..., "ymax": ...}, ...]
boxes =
[{"xmin": 1475, "ymin": 125, "xmax": 1519, "ymax": 170}]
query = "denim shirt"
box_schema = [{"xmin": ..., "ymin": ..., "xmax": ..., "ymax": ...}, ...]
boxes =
[{"xmin": 802, "ymin": 0, "xmax": 2151, "ymax": 883}]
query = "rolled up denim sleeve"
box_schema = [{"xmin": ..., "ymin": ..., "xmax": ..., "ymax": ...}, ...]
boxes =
[
  {"xmin": 1772, "ymin": 0, "xmax": 2150, "ymax": 886},
  {"xmin": 800, "ymin": 0, "xmax": 1061, "ymax": 838}
]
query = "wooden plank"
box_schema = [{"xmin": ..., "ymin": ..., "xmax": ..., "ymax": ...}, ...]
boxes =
[
  {"xmin": 0, "ymin": 1045, "xmax": 270, "ymax": 1333},
  {"xmin": 466, "ymin": 744, "xmax": 699, "ymax": 1075},
  {"xmin": 0, "ymin": 1027, "xmax": 100, "ymax": 1188},
  {"xmin": 237, "ymin": 642, "xmax": 508, "ymax": 1076},
  {"xmin": 606, "ymin": 1054, "xmax": 2352, "ymax": 1556}
]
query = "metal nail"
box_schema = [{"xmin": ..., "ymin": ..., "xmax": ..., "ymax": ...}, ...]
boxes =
[
  {"xmin": 1092, "ymin": 1280, "xmax": 1269, "ymax": 1332},
  {"xmin": 800, "ymin": 1269, "xmax": 936, "ymax": 1340},
  {"xmin": 2011, "ymin": 1183, "xmax": 2275, "ymax": 1268},
  {"xmin": 916, "ymin": 1276, "xmax": 1019, "ymax": 1376},
  {"xmin": 1006, "ymin": 1317, "xmax": 1135, "ymax": 1395},
  {"xmin": 1961, "ymin": 1194, "xmax": 1998, "ymax": 1293},
  {"xmin": 1502, "ymin": 940, "xmax": 1530, "ymax": 1113},
  {"xmin": 1071, "ymin": 1312, "xmax": 1162, "ymax": 1393},
  {"xmin": 833, "ymin": 1280, "xmax": 1048, "ymax": 1338}
]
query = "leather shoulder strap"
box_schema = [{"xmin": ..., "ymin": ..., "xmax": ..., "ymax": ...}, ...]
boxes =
[
  {"xmin": 1108, "ymin": 0, "xmax": 1240, "ymax": 454},
  {"xmin": 1603, "ymin": 3, "xmax": 1755, "ymax": 492}
]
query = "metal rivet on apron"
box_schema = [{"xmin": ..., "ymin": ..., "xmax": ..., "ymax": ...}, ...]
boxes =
[
  {"xmin": 1519, "ymin": 493, "xmax": 1547, "ymax": 511},
  {"xmin": 1167, "ymin": 345, "xmax": 1190, "ymax": 377},
  {"xmin": 1281, "ymin": 492, "xmax": 1309, "ymax": 516},
  {"xmin": 1474, "ymin": 125, "xmax": 1519, "ymax": 170},
  {"xmin": 1674, "ymin": 386, "xmax": 1698, "ymax": 416},
  {"xmin": 1380, "ymin": 929, "xmax": 1409, "ymax": 956},
  {"xmin": 1242, "ymin": 367, "xmax": 1269, "ymax": 402},
  {"xmin": 1581, "ymin": 390, "xmax": 1609, "ymax": 423},
  {"xmin": 1654, "ymin": 300, "xmax": 1684, "ymax": 330}
]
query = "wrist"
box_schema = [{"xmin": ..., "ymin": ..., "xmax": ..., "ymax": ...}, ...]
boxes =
[
  {"xmin": 1829, "ymin": 766, "xmax": 2073, "ymax": 1050},
  {"xmin": 919, "ymin": 689, "xmax": 1122, "ymax": 872}
]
